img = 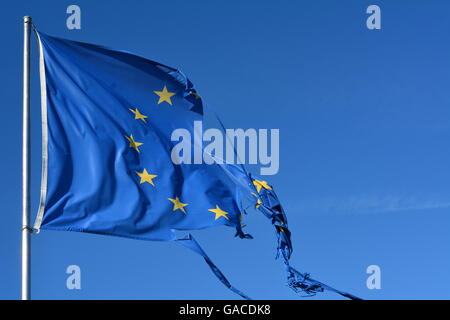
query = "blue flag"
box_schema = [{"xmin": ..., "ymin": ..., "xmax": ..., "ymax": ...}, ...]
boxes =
[
  {"xmin": 34, "ymin": 32, "xmax": 250, "ymax": 241},
  {"xmin": 33, "ymin": 30, "xmax": 359, "ymax": 300}
]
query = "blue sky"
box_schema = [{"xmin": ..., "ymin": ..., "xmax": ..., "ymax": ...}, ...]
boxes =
[{"xmin": 1, "ymin": 0, "xmax": 450, "ymax": 299}]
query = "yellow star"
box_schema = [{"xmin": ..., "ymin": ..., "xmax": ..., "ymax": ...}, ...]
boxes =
[
  {"xmin": 276, "ymin": 221, "xmax": 285, "ymax": 233},
  {"xmin": 129, "ymin": 108, "xmax": 148, "ymax": 122},
  {"xmin": 252, "ymin": 179, "xmax": 272, "ymax": 193},
  {"xmin": 275, "ymin": 221, "xmax": 284, "ymax": 232},
  {"xmin": 154, "ymin": 85, "xmax": 176, "ymax": 105},
  {"xmin": 125, "ymin": 135, "xmax": 143, "ymax": 153},
  {"xmin": 135, "ymin": 169, "xmax": 157, "ymax": 186},
  {"xmin": 168, "ymin": 196, "xmax": 188, "ymax": 214},
  {"xmin": 251, "ymin": 192, "xmax": 262, "ymax": 208},
  {"xmin": 208, "ymin": 205, "xmax": 230, "ymax": 221}
]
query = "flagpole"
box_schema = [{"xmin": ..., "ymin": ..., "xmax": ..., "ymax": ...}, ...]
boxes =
[{"xmin": 22, "ymin": 15, "xmax": 31, "ymax": 301}]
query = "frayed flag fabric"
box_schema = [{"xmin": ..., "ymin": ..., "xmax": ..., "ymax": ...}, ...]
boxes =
[{"xmin": 32, "ymin": 28, "xmax": 359, "ymax": 300}]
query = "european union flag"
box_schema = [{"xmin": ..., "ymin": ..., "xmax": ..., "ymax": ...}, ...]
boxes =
[
  {"xmin": 34, "ymin": 32, "xmax": 249, "ymax": 241},
  {"xmin": 32, "ymin": 30, "xmax": 359, "ymax": 300}
]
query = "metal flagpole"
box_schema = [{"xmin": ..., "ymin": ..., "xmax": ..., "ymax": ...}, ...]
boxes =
[{"xmin": 22, "ymin": 15, "xmax": 31, "ymax": 301}]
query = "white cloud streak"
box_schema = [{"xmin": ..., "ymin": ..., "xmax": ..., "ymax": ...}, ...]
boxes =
[{"xmin": 294, "ymin": 194, "xmax": 450, "ymax": 215}]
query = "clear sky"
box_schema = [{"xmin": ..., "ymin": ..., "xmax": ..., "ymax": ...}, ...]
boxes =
[{"xmin": 1, "ymin": 0, "xmax": 449, "ymax": 300}]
